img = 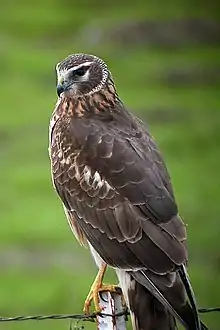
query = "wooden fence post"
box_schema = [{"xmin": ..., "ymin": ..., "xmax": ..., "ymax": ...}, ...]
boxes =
[{"xmin": 96, "ymin": 292, "xmax": 127, "ymax": 330}]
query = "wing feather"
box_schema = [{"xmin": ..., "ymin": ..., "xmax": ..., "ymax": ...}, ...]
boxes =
[{"xmin": 50, "ymin": 107, "xmax": 187, "ymax": 275}]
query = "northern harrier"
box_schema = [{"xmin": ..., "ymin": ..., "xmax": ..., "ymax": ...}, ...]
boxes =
[{"xmin": 49, "ymin": 53, "xmax": 208, "ymax": 330}]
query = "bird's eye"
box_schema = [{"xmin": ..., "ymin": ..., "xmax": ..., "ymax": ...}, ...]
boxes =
[{"xmin": 74, "ymin": 66, "xmax": 88, "ymax": 76}]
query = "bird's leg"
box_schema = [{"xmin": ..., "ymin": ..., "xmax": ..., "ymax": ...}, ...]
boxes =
[{"xmin": 83, "ymin": 263, "xmax": 122, "ymax": 314}]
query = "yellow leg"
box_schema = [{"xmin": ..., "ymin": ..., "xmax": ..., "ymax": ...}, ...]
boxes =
[{"xmin": 83, "ymin": 263, "xmax": 121, "ymax": 314}]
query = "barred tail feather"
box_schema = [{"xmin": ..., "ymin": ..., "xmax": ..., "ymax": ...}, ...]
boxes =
[
  {"xmin": 116, "ymin": 269, "xmax": 177, "ymax": 330},
  {"xmin": 116, "ymin": 269, "xmax": 208, "ymax": 330},
  {"xmin": 131, "ymin": 270, "xmax": 208, "ymax": 330}
]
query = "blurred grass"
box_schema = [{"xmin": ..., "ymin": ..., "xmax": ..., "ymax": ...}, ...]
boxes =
[{"xmin": 0, "ymin": 1, "xmax": 219, "ymax": 329}]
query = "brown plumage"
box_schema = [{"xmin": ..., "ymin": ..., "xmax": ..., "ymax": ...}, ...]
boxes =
[{"xmin": 49, "ymin": 53, "xmax": 208, "ymax": 330}]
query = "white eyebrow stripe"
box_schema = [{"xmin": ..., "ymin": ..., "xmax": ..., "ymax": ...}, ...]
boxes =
[
  {"xmin": 56, "ymin": 61, "xmax": 93, "ymax": 77},
  {"xmin": 71, "ymin": 61, "xmax": 93, "ymax": 71}
]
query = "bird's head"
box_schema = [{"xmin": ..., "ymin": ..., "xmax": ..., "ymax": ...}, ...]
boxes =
[{"xmin": 56, "ymin": 53, "xmax": 110, "ymax": 98}]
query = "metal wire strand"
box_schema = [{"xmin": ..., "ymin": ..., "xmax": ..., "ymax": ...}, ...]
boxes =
[
  {"xmin": 0, "ymin": 310, "xmax": 126, "ymax": 322},
  {"xmin": 0, "ymin": 307, "xmax": 219, "ymax": 322},
  {"xmin": 198, "ymin": 307, "xmax": 220, "ymax": 313}
]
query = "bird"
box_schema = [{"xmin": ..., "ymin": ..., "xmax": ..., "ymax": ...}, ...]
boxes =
[{"xmin": 49, "ymin": 53, "xmax": 208, "ymax": 330}]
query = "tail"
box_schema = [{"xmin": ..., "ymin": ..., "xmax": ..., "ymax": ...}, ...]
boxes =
[
  {"xmin": 128, "ymin": 279, "xmax": 177, "ymax": 330},
  {"xmin": 116, "ymin": 269, "xmax": 176, "ymax": 330},
  {"xmin": 116, "ymin": 269, "xmax": 208, "ymax": 330}
]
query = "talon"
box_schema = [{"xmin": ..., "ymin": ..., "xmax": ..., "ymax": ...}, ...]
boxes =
[
  {"xmin": 83, "ymin": 263, "xmax": 123, "ymax": 314},
  {"xmin": 83, "ymin": 299, "xmax": 93, "ymax": 315},
  {"xmin": 83, "ymin": 284, "xmax": 121, "ymax": 314},
  {"xmin": 83, "ymin": 263, "xmax": 107, "ymax": 314}
]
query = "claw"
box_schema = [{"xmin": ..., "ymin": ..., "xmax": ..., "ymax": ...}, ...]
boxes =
[
  {"xmin": 83, "ymin": 263, "xmax": 106, "ymax": 314},
  {"xmin": 83, "ymin": 263, "xmax": 123, "ymax": 314},
  {"xmin": 84, "ymin": 283, "xmax": 121, "ymax": 314}
]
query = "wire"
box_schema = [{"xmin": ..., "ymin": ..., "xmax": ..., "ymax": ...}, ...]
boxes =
[
  {"xmin": 199, "ymin": 307, "xmax": 220, "ymax": 313},
  {"xmin": 0, "ymin": 310, "xmax": 126, "ymax": 322},
  {"xmin": 0, "ymin": 307, "xmax": 219, "ymax": 322}
]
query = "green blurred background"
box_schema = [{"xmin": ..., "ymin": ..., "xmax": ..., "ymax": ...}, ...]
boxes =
[{"xmin": 0, "ymin": 1, "xmax": 220, "ymax": 329}]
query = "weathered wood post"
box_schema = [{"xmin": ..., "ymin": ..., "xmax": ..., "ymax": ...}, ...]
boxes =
[{"xmin": 96, "ymin": 292, "xmax": 127, "ymax": 330}]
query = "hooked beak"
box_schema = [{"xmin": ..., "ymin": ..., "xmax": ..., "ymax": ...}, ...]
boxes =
[
  {"xmin": 57, "ymin": 83, "xmax": 64, "ymax": 97},
  {"xmin": 56, "ymin": 77, "xmax": 68, "ymax": 97}
]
